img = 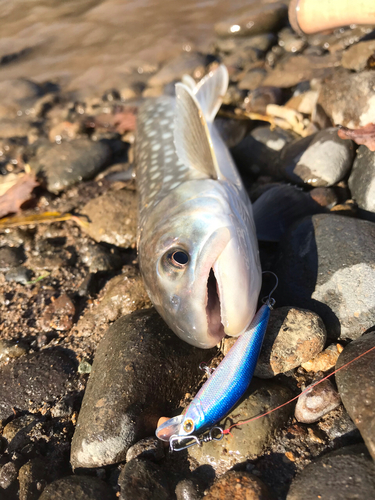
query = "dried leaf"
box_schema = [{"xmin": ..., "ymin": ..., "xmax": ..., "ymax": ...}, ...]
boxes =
[
  {"xmin": 0, "ymin": 211, "xmax": 89, "ymax": 229},
  {"xmin": 337, "ymin": 123, "xmax": 375, "ymax": 152},
  {"xmin": 0, "ymin": 173, "xmax": 39, "ymax": 219}
]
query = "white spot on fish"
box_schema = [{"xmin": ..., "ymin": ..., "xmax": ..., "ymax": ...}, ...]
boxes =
[
  {"xmin": 160, "ymin": 119, "xmax": 168, "ymax": 125},
  {"xmin": 164, "ymin": 175, "xmax": 173, "ymax": 182},
  {"xmin": 170, "ymin": 182, "xmax": 181, "ymax": 190}
]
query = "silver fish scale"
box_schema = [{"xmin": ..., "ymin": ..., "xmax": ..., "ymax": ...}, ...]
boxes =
[{"xmin": 136, "ymin": 97, "xmax": 204, "ymax": 230}]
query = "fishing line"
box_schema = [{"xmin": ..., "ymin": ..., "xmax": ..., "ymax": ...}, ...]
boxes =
[{"xmin": 222, "ymin": 344, "xmax": 375, "ymax": 436}]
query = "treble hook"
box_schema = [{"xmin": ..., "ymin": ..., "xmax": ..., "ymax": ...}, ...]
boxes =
[
  {"xmin": 261, "ymin": 271, "xmax": 278, "ymax": 308},
  {"xmin": 169, "ymin": 426, "xmax": 224, "ymax": 452}
]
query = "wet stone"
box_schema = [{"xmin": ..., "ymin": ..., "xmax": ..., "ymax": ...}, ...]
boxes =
[
  {"xmin": 205, "ymin": 471, "xmax": 275, "ymax": 500},
  {"xmin": 30, "ymin": 139, "xmax": 112, "ymax": 193},
  {"xmin": 5, "ymin": 266, "xmax": 33, "ymax": 284},
  {"xmin": 342, "ymin": 40, "xmax": 375, "ymax": 72},
  {"xmin": 295, "ymin": 379, "xmax": 341, "ymax": 424},
  {"xmin": 118, "ymin": 458, "xmax": 170, "ymax": 500},
  {"xmin": 38, "ymin": 476, "xmax": 115, "ymax": 500},
  {"xmin": 80, "ymin": 189, "xmax": 137, "ymax": 248},
  {"xmin": 0, "ymin": 347, "xmax": 77, "ymax": 422},
  {"xmin": 273, "ymin": 214, "xmax": 375, "ymax": 341},
  {"xmin": 188, "ymin": 379, "xmax": 293, "ymax": 473},
  {"xmin": 336, "ymin": 333, "xmax": 375, "ymax": 460},
  {"xmin": 70, "ymin": 309, "xmax": 216, "ymax": 468},
  {"xmin": 348, "ymin": 145, "xmax": 375, "ymax": 216},
  {"xmin": 0, "ymin": 246, "xmax": 25, "ymax": 272},
  {"xmin": 125, "ymin": 437, "xmax": 165, "ymax": 463},
  {"xmin": 175, "ymin": 479, "xmax": 200, "ymax": 500},
  {"xmin": 251, "ymin": 307, "xmax": 326, "ymax": 379},
  {"xmin": 286, "ymin": 444, "xmax": 375, "ymax": 500},
  {"xmin": 0, "ymin": 339, "xmax": 28, "ymax": 364},
  {"xmin": 282, "ymin": 128, "xmax": 355, "ymax": 187}
]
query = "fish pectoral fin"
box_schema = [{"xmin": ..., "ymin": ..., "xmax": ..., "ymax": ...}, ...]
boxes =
[
  {"xmin": 194, "ymin": 64, "xmax": 229, "ymax": 123},
  {"xmin": 174, "ymin": 82, "xmax": 220, "ymax": 179}
]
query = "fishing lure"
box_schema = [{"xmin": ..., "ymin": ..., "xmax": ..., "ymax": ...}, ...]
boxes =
[{"xmin": 155, "ymin": 273, "xmax": 278, "ymax": 451}]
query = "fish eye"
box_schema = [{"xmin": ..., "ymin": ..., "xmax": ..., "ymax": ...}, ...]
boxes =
[
  {"xmin": 167, "ymin": 249, "xmax": 189, "ymax": 268},
  {"xmin": 183, "ymin": 418, "xmax": 194, "ymax": 434}
]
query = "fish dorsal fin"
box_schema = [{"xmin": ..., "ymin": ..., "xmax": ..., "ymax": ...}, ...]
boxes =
[
  {"xmin": 194, "ymin": 64, "xmax": 229, "ymax": 123},
  {"xmin": 174, "ymin": 82, "xmax": 219, "ymax": 179}
]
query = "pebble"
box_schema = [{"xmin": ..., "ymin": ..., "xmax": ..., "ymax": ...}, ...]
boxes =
[
  {"xmin": 38, "ymin": 476, "xmax": 115, "ymax": 500},
  {"xmin": 215, "ymin": 3, "xmax": 288, "ymax": 37},
  {"xmin": 80, "ymin": 189, "xmax": 137, "ymax": 248},
  {"xmin": 273, "ymin": 214, "xmax": 375, "ymax": 341},
  {"xmin": 317, "ymin": 405, "xmax": 361, "ymax": 446},
  {"xmin": 79, "ymin": 242, "xmax": 124, "ymax": 273},
  {"xmin": 175, "ymin": 479, "xmax": 200, "ymax": 500},
  {"xmin": 278, "ymin": 28, "xmax": 306, "ymax": 54},
  {"xmin": 348, "ymin": 145, "xmax": 375, "ymax": 216},
  {"xmin": 336, "ymin": 332, "xmax": 375, "ymax": 460},
  {"xmin": 237, "ymin": 69, "xmax": 266, "ymax": 91},
  {"xmin": 318, "ymin": 70, "xmax": 375, "ymax": 128},
  {"xmin": 70, "ymin": 308, "xmax": 216, "ymax": 468},
  {"xmin": 295, "ymin": 379, "xmax": 341, "ymax": 424},
  {"xmin": 2, "ymin": 414, "xmax": 42, "ymax": 452},
  {"xmin": 0, "ymin": 339, "xmax": 28, "ymax": 364},
  {"xmin": 285, "ymin": 89, "xmax": 319, "ymax": 115},
  {"xmin": 214, "ymin": 33, "xmax": 276, "ymax": 54},
  {"xmin": 5, "ymin": 266, "xmax": 33, "ymax": 284},
  {"xmin": 148, "ymin": 53, "xmax": 206, "ymax": 87},
  {"xmin": 30, "ymin": 139, "xmax": 112, "ymax": 193},
  {"xmin": 205, "ymin": 471, "xmax": 275, "ymax": 500},
  {"xmin": 0, "ymin": 347, "xmax": 77, "ymax": 422},
  {"xmin": 244, "ymin": 86, "xmax": 283, "ymax": 113},
  {"xmin": 342, "ymin": 40, "xmax": 375, "ymax": 72},
  {"xmin": 188, "ymin": 379, "xmax": 293, "ymax": 473},
  {"xmin": 301, "ymin": 344, "xmax": 343, "ymax": 373},
  {"xmin": 282, "ymin": 128, "xmax": 354, "ymax": 187},
  {"xmin": 18, "ymin": 458, "xmax": 49, "ymax": 500},
  {"xmin": 0, "ymin": 79, "xmax": 44, "ymax": 119},
  {"xmin": 39, "ymin": 294, "xmax": 75, "ymax": 332},
  {"xmin": 286, "ymin": 444, "xmax": 375, "ymax": 500},
  {"xmin": 28, "ymin": 238, "xmax": 76, "ymax": 271},
  {"xmin": 0, "ymin": 461, "xmax": 19, "ymax": 490},
  {"xmin": 243, "ymin": 307, "xmax": 326, "ymax": 379},
  {"xmin": 118, "ymin": 458, "xmax": 170, "ymax": 500},
  {"xmin": 0, "ymin": 246, "xmax": 25, "ymax": 272},
  {"xmin": 125, "ymin": 437, "xmax": 165, "ymax": 463}
]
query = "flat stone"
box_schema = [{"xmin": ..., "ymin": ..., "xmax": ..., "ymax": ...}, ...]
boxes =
[
  {"xmin": 273, "ymin": 214, "xmax": 375, "ymax": 341},
  {"xmin": 205, "ymin": 471, "xmax": 275, "ymax": 500},
  {"xmin": 215, "ymin": 3, "xmax": 288, "ymax": 37},
  {"xmin": 30, "ymin": 139, "xmax": 112, "ymax": 193},
  {"xmin": 71, "ymin": 309, "xmax": 216, "ymax": 468},
  {"xmin": 251, "ymin": 307, "xmax": 326, "ymax": 379},
  {"xmin": 80, "ymin": 189, "xmax": 137, "ymax": 248},
  {"xmin": 188, "ymin": 379, "xmax": 293, "ymax": 473},
  {"xmin": 336, "ymin": 333, "xmax": 375, "ymax": 460},
  {"xmin": 118, "ymin": 459, "xmax": 169, "ymax": 500},
  {"xmin": 342, "ymin": 40, "xmax": 375, "ymax": 72},
  {"xmin": 295, "ymin": 379, "xmax": 341, "ymax": 424},
  {"xmin": 286, "ymin": 444, "xmax": 375, "ymax": 500},
  {"xmin": 0, "ymin": 347, "xmax": 77, "ymax": 422},
  {"xmin": 38, "ymin": 476, "xmax": 115, "ymax": 500},
  {"xmin": 348, "ymin": 145, "xmax": 375, "ymax": 215}
]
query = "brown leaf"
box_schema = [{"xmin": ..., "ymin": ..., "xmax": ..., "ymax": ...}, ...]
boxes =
[
  {"xmin": 0, "ymin": 173, "xmax": 39, "ymax": 219},
  {"xmin": 337, "ymin": 123, "xmax": 375, "ymax": 152}
]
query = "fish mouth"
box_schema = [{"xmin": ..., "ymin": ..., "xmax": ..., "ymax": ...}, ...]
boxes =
[{"xmin": 206, "ymin": 268, "xmax": 224, "ymax": 341}]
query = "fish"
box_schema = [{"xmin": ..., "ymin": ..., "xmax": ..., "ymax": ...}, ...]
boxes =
[
  {"xmin": 155, "ymin": 286, "xmax": 275, "ymax": 450},
  {"xmin": 136, "ymin": 65, "xmax": 261, "ymax": 348}
]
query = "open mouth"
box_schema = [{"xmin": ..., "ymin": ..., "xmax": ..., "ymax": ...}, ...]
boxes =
[{"xmin": 206, "ymin": 268, "xmax": 224, "ymax": 341}]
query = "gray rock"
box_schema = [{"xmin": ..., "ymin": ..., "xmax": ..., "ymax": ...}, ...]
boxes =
[
  {"xmin": 0, "ymin": 246, "xmax": 25, "ymax": 272},
  {"xmin": 348, "ymin": 145, "xmax": 375, "ymax": 215},
  {"xmin": 80, "ymin": 189, "xmax": 137, "ymax": 248},
  {"xmin": 215, "ymin": 3, "xmax": 288, "ymax": 37},
  {"xmin": 295, "ymin": 379, "xmax": 341, "ymax": 424},
  {"xmin": 70, "ymin": 309, "xmax": 216, "ymax": 468},
  {"xmin": 0, "ymin": 347, "xmax": 77, "ymax": 422},
  {"xmin": 125, "ymin": 437, "xmax": 165, "ymax": 463},
  {"xmin": 118, "ymin": 459, "xmax": 169, "ymax": 500},
  {"xmin": 205, "ymin": 471, "xmax": 275, "ymax": 500},
  {"xmin": 30, "ymin": 139, "xmax": 112, "ymax": 193},
  {"xmin": 38, "ymin": 476, "xmax": 115, "ymax": 500},
  {"xmin": 286, "ymin": 444, "xmax": 375, "ymax": 500},
  {"xmin": 5, "ymin": 266, "xmax": 33, "ymax": 284},
  {"xmin": 175, "ymin": 479, "xmax": 200, "ymax": 500},
  {"xmin": 318, "ymin": 70, "xmax": 375, "ymax": 128},
  {"xmin": 273, "ymin": 214, "xmax": 375, "ymax": 341},
  {"xmin": 336, "ymin": 333, "xmax": 375, "ymax": 460},
  {"xmin": 188, "ymin": 379, "xmax": 293, "ymax": 473},
  {"xmin": 342, "ymin": 40, "xmax": 375, "ymax": 72},
  {"xmin": 282, "ymin": 128, "xmax": 355, "ymax": 187}
]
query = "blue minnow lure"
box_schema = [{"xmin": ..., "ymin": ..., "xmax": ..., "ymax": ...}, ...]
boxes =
[{"xmin": 156, "ymin": 274, "xmax": 277, "ymax": 451}]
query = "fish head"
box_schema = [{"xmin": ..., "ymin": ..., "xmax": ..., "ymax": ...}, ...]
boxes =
[
  {"xmin": 139, "ymin": 181, "xmax": 261, "ymax": 348},
  {"xmin": 155, "ymin": 401, "xmax": 204, "ymax": 443}
]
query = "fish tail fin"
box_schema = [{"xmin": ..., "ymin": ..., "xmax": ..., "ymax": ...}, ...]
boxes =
[{"xmin": 193, "ymin": 64, "xmax": 229, "ymax": 123}]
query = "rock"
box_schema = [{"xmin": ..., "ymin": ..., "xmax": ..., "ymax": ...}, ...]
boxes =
[
  {"xmin": 79, "ymin": 242, "xmax": 123, "ymax": 273},
  {"xmin": 0, "ymin": 347, "xmax": 77, "ymax": 422},
  {"xmin": 342, "ymin": 40, "xmax": 375, "ymax": 72},
  {"xmin": 282, "ymin": 128, "xmax": 355, "ymax": 187},
  {"xmin": 336, "ymin": 333, "xmax": 375, "ymax": 460},
  {"xmin": 0, "ymin": 461, "xmax": 19, "ymax": 490},
  {"xmin": 309, "ymin": 187, "xmax": 338, "ymax": 209},
  {"xmin": 215, "ymin": 33, "xmax": 277, "ymax": 54},
  {"xmin": 148, "ymin": 53, "xmax": 206, "ymax": 87},
  {"xmin": 285, "ymin": 90, "xmax": 319, "ymax": 115},
  {"xmin": 237, "ymin": 69, "xmax": 266, "ymax": 91},
  {"xmin": 19, "ymin": 458, "xmax": 47, "ymax": 500},
  {"xmin": 125, "ymin": 437, "xmax": 165, "ymax": 463},
  {"xmin": 215, "ymin": 3, "xmax": 288, "ymax": 37},
  {"xmin": 30, "ymin": 139, "xmax": 112, "ymax": 193},
  {"xmin": 2, "ymin": 414, "xmax": 43, "ymax": 453},
  {"xmin": 188, "ymin": 379, "xmax": 293, "ymax": 473},
  {"xmin": 0, "ymin": 339, "xmax": 28, "ymax": 364},
  {"xmin": 70, "ymin": 309, "xmax": 215, "ymax": 468},
  {"xmin": 39, "ymin": 294, "xmax": 75, "ymax": 332},
  {"xmin": 80, "ymin": 189, "xmax": 137, "ymax": 248},
  {"xmin": 0, "ymin": 79, "xmax": 44, "ymax": 118},
  {"xmin": 273, "ymin": 214, "xmax": 375, "ymax": 341},
  {"xmin": 249, "ymin": 307, "xmax": 326, "ymax": 378},
  {"xmin": 278, "ymin": 28, "xmax": 307, "ymax": 54},
  {"xmin": 38, "ymin": 476, "xmax": 115, "ymax": 500},
  {"xmin": 27, "ymin": 238, "xmax": 75, "ymax": 270},
  {"xmin": 318, "ymin": 70, "xmax": 375, "ymax": 128},
  {"xmin": 317, "ymin": 405, "xmax": 361, "ymax": 445},
  {"xmin": 118, "ymin": 459, "xmax": 170, "ymax": 500},
  {"xmin": 295, "ymin": 379, "xmax": 341, "ymax": 424},
  {"xmin": 0, "ymin": 246, "xmax": 25, "ymax": 272},
  {"xmin": 175, "ymin": 479, "xmax": 200, "ymax": 500},
  {"xmin": 0, "ymin": 118, "xmax": 34, "ymax": 139},
  {"xmin": 286, "ymin": 444, "xmax": 375, "ymax": 500},
  {"xmin": 348, "ymin": 145, "xmax": 375, "ymax": 215},
  {"xmin": 5, "ymin": 266, "xmax": 33, "ymax": 284},
  {"xmin": 244, "ymin": 86, "xmax": 283, "ymax": 113},
  {"xmin": 301, "ymin": 344, "xmax": 343, "ymax": 372},
  {"xmin": 205, "ymin": 471, "xmax": 275, "ymax": 500}
]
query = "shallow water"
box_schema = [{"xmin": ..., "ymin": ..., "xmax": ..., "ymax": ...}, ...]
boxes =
[{"xmin": 0, "ymin": 0, "xmax": 258, "ymax": 94}]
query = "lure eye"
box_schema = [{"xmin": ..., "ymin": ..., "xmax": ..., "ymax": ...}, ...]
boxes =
[
  {"xmin": 167, "ymin": 249, "xmax": 189, "ymax": 268},
  {"xmin": 183, "ymin": 418, "xmax": 195, "ymax": 434}
]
